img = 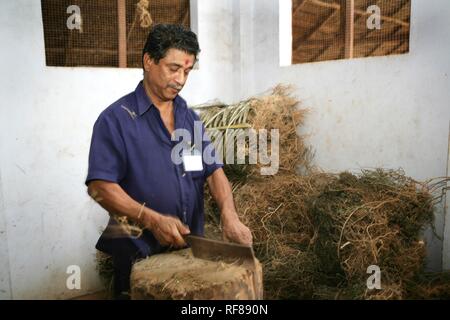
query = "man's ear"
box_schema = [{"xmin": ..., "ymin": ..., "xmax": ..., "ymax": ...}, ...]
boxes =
[{"xmin": 143, "ymin": 53, "xmax": 154, "ymax": 72}]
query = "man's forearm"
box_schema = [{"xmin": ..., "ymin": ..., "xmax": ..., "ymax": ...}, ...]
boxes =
[
  {"xmin": 87, "ymin": 180, "xmax": 158, "ymax": 226},
  {"xmin": 88, "ymin": 180, "xmax": 189, "ymax": 247},
  {"xmin": 206, "ymin": 169, "xmax": 239, "ymax": 223},
  {"xmin": 207, "ymin": 168, "xmax": 253, "ymax": 245}
]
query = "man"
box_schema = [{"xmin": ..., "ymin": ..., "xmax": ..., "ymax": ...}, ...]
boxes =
[{"xmin": 85, "ymin": 24, "xmax": 252, "ymax": 299}]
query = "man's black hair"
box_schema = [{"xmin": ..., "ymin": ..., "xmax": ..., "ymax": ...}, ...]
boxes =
[{"xmin": 142, "ymin": 24, "xmax": 200, "ymax": 66}]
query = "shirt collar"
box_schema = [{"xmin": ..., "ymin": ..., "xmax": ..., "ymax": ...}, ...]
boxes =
[
  {"xmin": 134, "ymin": 80, "xmax": 187, "ymax": 120},
  {"xmin": 135, "ymin": 80, "xmax": 153, "ymax": 116}
]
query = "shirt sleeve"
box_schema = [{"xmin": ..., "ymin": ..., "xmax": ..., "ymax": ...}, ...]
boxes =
[
  {"xmin": 191, "ymin": 110, "xmax": 224, "ymax": 179},
  {"xmin": 85, "ymin": 113, "xmax": 127, "ymax": 186}
]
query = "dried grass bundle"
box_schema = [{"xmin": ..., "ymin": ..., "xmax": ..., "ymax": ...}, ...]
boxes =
[{"xmin": 199, "ymin": 86, "xmax": 448, "ymax": 300}]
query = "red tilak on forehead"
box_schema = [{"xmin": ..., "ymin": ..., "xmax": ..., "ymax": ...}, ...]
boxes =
[{"xmin": 185, "ymin": 59, "xmax": 190, "ymax": 66}]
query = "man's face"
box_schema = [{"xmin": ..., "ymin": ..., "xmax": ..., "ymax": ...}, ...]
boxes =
[{"xmin": 143, "ymin": 48, "xmax": 195, "ymax": 102}]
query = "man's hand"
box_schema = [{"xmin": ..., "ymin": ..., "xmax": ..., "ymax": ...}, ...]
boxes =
[
  {"xmin": 222, "ymin": 215, "xmax": 253, "ymax": 245},
  {"xmin": 143, "ymin": 213, "xmax": 190, "ymax": 248}
]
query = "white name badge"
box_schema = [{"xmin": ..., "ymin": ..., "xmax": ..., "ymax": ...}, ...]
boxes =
[{"xmin": 182, "ymin": 154, "xmax": 203, "ymax": 172}]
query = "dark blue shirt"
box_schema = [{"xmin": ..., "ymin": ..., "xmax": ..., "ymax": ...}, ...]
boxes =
[{"xmin": 86, "ymin": 81, "xmax": 222, "ymax": 258}]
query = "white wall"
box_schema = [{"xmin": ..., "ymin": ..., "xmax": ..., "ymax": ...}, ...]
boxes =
[
  {"xmin": 0, "ymin": 0, "xmax": 233, "ymax": 299},
  {"xmin": 0, "ymin": 170, "xmax": 12, "ymax": 299},
  {"xmin": 235, "ymin": 0, "xmax": 450, "ymax": 271}
]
